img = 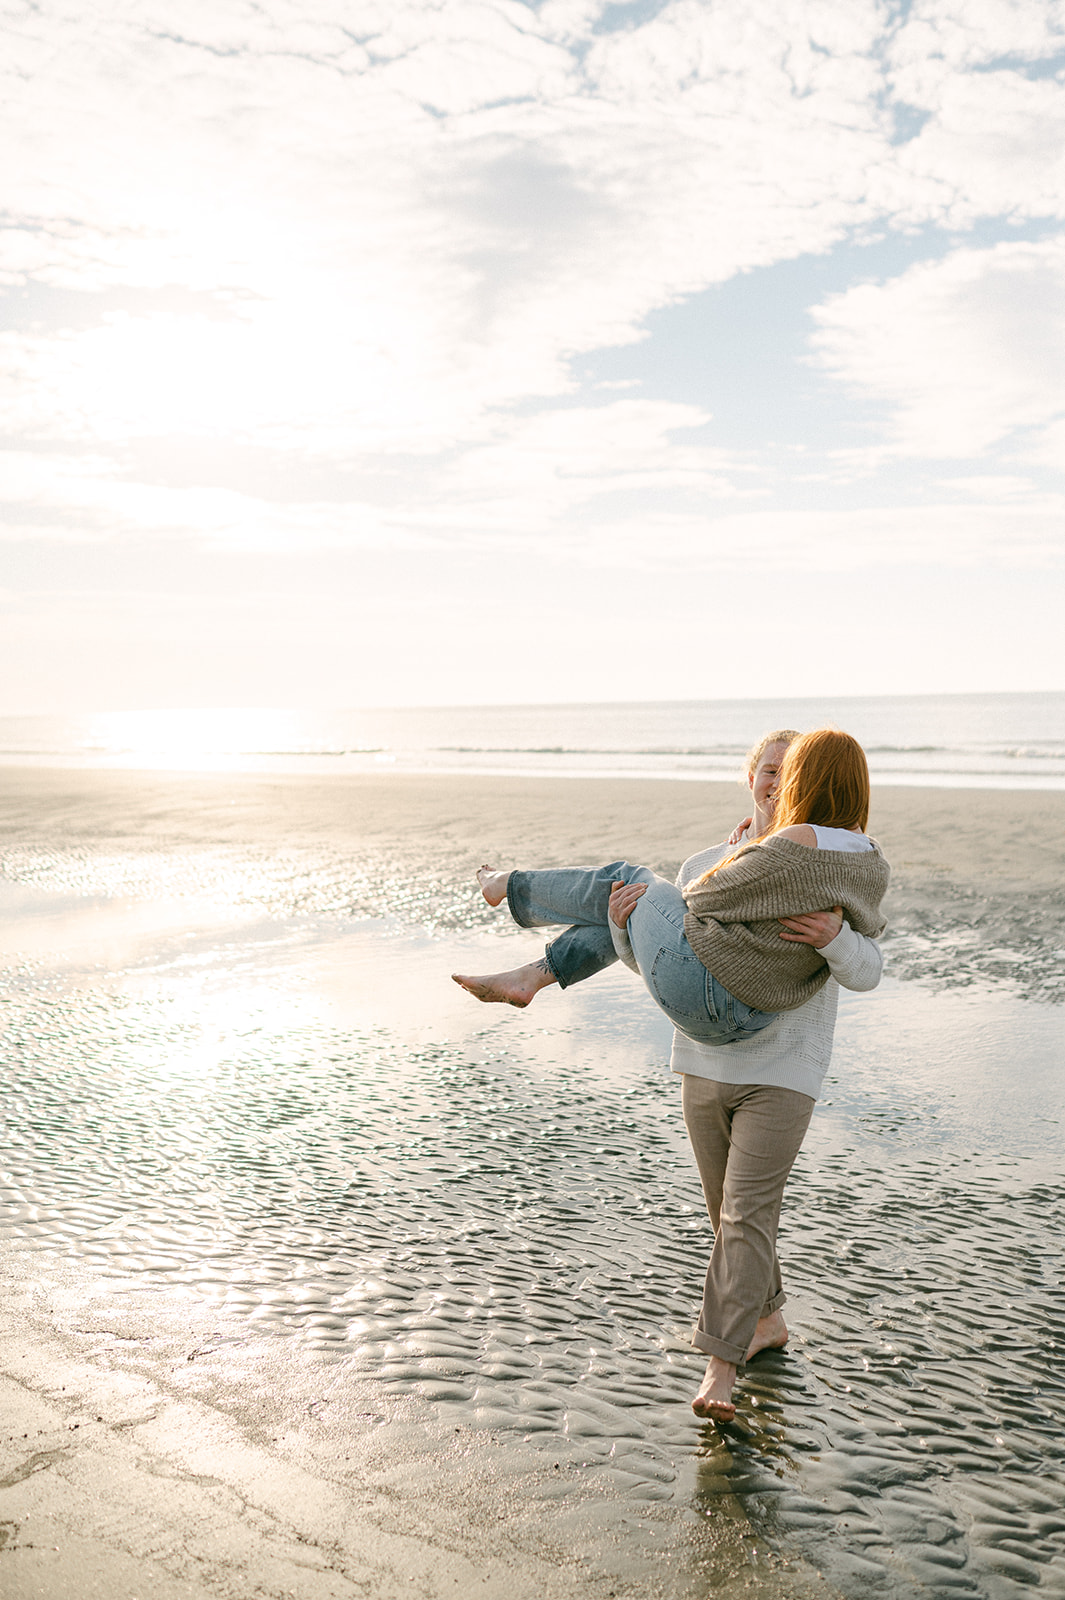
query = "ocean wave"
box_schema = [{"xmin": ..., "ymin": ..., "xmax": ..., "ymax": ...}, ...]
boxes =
[
  {"xmin": 439, "ymin": 742, "xmax": 1065, "ymax": 762},
  {"xmin": 867, "ymin": 742, "xmax": 1065, "ymax": 760},
  {"xmin": 0, "ymin": 744, "xmax": 388, "ymax": 758},
  {"xmin": 432, "ymin": 742, "xmax": 1065, "ymax": 771},
  {"xmin": 1, "ymin": 695, "xmax": 1063, "ymax": 788},
  {"xmin": 437, "ymin": 744, "xmax": 749, "ymax": 757}
]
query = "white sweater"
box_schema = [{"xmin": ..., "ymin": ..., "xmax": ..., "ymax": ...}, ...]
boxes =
[{"xmin": 612, "ymin": 838, "xmax": 883, "ymax": 1102}]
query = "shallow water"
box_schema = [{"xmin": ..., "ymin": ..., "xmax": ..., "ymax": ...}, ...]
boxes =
[
  {"xmin": 1, "ymin": 849, "xmax": 1064, "ymax": 1598},
  {"xmin": 3, "ymin": 693, "xmax": 1065, "ymax": 787}
]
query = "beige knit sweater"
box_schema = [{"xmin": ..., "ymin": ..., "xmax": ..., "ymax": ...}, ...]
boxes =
[{"xmin": 682, "ymin": 836, "xmax": 890, "ymax": 1012}]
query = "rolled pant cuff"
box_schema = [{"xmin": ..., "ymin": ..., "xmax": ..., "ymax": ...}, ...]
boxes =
[
  {"xmin": 543, "ymin": 942, "xmax": 567, "ymax": 988},
  {"xmin": 691, "ymin": 1325, "xmax": 748, "ymax": 1365},
  {"xmin": 505, "ymin": 873, "xmax": 534, "ymax": 929}
]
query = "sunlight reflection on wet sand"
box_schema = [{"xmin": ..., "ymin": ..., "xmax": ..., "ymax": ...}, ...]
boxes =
[{"xmin": 2, "ymin": 872, "xmax": 1063, "ymax": 1598}]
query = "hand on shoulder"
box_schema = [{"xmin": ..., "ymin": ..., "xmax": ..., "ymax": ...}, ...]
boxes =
[
  {"xmin": 726, "ymin": 817, "xmax": 753, "ymax": 846},
  {"xmin": 772, "ymin": 823, "xmax": 817, "ymax": 847}
]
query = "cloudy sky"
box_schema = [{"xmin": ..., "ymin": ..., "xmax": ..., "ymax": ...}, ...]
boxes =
[{"xmin": 2, "ymin": 0, "xmax": 1063, "ymax": 713}]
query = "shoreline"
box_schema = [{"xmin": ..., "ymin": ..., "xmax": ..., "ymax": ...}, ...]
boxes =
[
  {"xmin": 1, "ymin": 765, "xmax": 1062, "ymax": 1002},
  {"xmin": 3, "ymin": 757, "xmax": 1064, "ymax": 794},
  {"xmin": 2, "ymin": 765, "xmax": 1063, "ymax": 1597},
  {"xmin": 2, "ymin": 758, "xmax": 1063, "ymax": 846}
]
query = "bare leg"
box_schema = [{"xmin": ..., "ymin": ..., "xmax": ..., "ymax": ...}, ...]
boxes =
[
  {"xmin": 745, "ymin": 1308, "xmax": 788, "ymax": 1361},
  {"xmin": 476, "ymin": 866, "xmax": 511, "ymax": 908},
  {"xmin": 452, "ymin": 957, "xmax": 557, "ymax": 1008},
  {"xmin": 691, "ymin": 1357, "xmax": 737, "ymax": 1421},
  {"xmin": 464, "ymin": 862, "xmax": 634, "ymax": 997}
]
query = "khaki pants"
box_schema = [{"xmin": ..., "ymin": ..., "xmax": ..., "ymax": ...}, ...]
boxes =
[{"xmin": 682, "ymin": 1075, "xmax": 815, "ymax": 1365}]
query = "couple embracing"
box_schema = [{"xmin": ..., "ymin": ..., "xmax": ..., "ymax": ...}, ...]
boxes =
[{"xmin": 454, "ymin": 727, "xmax": 888, "ymax": 1422}]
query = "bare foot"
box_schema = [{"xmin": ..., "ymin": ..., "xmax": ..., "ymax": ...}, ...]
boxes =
[
  {"xmin": 476, "ymin": 866, "xmax": 511, "ymax": 908},
  {"xmin": 452, "ymin": 958, "xmax": 556, "ymax": 1008},
  {"xmin": 745, "ymin": 1309, "xmax": 788, "ymax": 1362},
  {"xmin": 691, "ymin": 1356, "xmax": 737, "ymax": 1422}
]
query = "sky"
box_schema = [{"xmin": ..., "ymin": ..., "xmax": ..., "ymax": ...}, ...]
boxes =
[{"xmin": 1, "ymin": 0, "xmax": 1064, "ymax": 713}]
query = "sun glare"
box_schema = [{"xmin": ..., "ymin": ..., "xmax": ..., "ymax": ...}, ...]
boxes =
[
  {"xmin": 43, "ymin": 268, "xmax": 439, "ymax": 449},
  {"xmin": 85, "ymin": 708, "xmax": 307, "ymax": 768}
]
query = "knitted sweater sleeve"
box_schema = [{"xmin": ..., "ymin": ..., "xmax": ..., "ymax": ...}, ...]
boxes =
[
  {"xmin": 608, "ymin": 913, "xmax": 640, "ymax": 974},
  {"xmin": 819, "ymin": 922, "xmax": 882, "ymax": 992}
]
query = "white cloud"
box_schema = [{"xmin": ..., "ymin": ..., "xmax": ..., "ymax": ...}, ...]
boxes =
[
  {"xmin": 878, "ymin": 71, "xmax": 1065, "ymax": 227},
  {"xmin": 0, "ymin": 448, "xmax": 421, "ymax": 551},
  {"xmin": 888, "ymin": 0, "xmax": 1065, "ymax": 103},
  {"xmin": 436, "ymin": 397, "xmax": 745, "ymax": 528},
  {"xmin": 2, "ymin": 0, "xmax": 1065, "ymax": 706},
  {"xmin": 1029, "ymin": 414, "xmax": 1065, "ymax": 470},
  {"xmin": 0, "ymin": 0, "xmax": 895, "ymax": 465},
  {"xmin": 809, "ymin": 237, "xmax": 1065, "ymax": 458},
  {"xmin": 873, "ymin": 0, "xmax": 1065, "ymax": 225},
  {"xmin": 0, "ymin": 396, "xmax": 742, "ymax": 552},
  {"xmin": 563, "ymin": 494, "xmax": 1065, "ymax": 575},
  {"xmin": 11, "ymin": 423, "xmax": 1060, "ymax": 577},
  {"xmin": 934, "ymin": 473, "xmax": 1043, "ymax": 498},
  {"xmin": 2, "ymin": 0, "xmax": 1061, "ymax": 474}
]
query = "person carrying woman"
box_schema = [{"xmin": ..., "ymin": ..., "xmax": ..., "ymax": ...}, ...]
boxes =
[
  {"xmin": 453, "ymin": 729, "xmax": 887, "ymax": 1047},
  {"xmin": 453, "ymin": 727, "xmax": 886, "ymax": 1421}
]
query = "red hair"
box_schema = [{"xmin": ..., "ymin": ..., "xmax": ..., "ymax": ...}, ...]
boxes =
[
  {"xmin": 770, "ymin": 727, "xmax": 870, "ymax": 833},
  {"xmin": 696, "ymin": 727, "xmax": 870, "ymax": 882}
]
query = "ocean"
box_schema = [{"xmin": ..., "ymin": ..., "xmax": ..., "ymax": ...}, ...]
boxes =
[{"xmin": 1, "ymin": 689, "xmax": 1064, "ymax": 787}]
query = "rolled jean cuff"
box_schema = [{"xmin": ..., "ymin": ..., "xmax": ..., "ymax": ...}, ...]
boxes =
[
  {"xmin": 505, "ymin": 872, "xmax": 535, "ymax": 929},
  {"xmin": 763, "ymin": 1287, "xmax": 787, "ymax": 1317},
  {"xmin": 691, "ymin": 1326, "xmax": 748, "ymax": 1364},
  {"xmin": 543, "ymin": 942, "xmax": 565, "ymax": 986}
]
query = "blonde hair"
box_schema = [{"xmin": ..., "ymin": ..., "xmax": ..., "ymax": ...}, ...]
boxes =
[
  {"xmin": 742, "ymin": 728, "xmax": 800, "ymax": 784},
  {"xmin": 699, "ymin": 726, "xmax": 870, "ymax": 882}
]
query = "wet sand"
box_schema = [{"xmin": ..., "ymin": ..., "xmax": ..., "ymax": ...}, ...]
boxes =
[
  {"xmin": 1, "ymin": 767, "xmax": 1063, "ymax": 1598},
  {"xmin": 1, "ymin": 765, "xmax": 1063, "ymax": 998}
]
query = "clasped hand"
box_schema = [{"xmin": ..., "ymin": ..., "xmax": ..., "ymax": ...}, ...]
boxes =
[{"xmin": 777, "ymin": 906, "xmax": 843, "ymax": 947}]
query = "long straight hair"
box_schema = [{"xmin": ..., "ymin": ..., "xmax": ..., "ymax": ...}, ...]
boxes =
[
  {"xmin": 696, "ymin": 727, "xmax": 870, "ymax": 883},
  {"xmin": 771, "ymin": 726, "xmax": 870, "ymax": 832}
]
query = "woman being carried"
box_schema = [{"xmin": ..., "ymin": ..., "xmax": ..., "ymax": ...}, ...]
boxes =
[
  {"xmin": 453, "ymin": 728, "xmax": 888, "ymax": 1048},
  {"xmin": 455, "ymin": 727, "xmax": 887, "ymax": 1424}
]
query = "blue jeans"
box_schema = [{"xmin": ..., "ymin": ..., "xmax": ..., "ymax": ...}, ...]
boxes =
[{"xmin": 506, "ymin": 862, "xmax": 777, "ymax": 1047}]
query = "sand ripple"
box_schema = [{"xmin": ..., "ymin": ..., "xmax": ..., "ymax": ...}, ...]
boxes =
[
  {"xmin": 2, "ymin": 969, "xmax": 1063, "ymax": 1598},
  {"xmin": 5, "ymin": 838, "xmax": 1063, "ymax": 1002}
]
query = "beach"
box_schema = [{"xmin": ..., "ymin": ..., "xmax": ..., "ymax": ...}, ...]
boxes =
[
  {"xmin": 2, "ymin": 768, "xmax": 1064, "ymax": 1599},
  {"xmin": 1, "ymin": 765, "xmax": 1062, "ymax": 1002}
]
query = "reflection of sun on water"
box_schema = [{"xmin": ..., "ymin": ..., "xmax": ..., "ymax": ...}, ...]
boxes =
[
  {"xmin": 86, "ymin": 708, "xmax": 309, "ymax": 769},
  {"xmin": 132, "ymin": 978, "xmax": 319, "ymax": 1089}
]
